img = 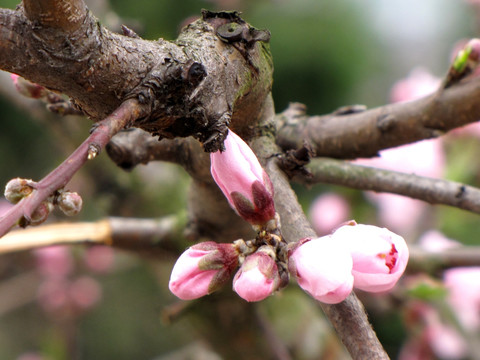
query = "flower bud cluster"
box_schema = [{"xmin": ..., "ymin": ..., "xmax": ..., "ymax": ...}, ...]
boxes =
[
  {"xmin": 169, "ymin": 129, "xmax": 409, "ymax": 304},
  {"xmin": 169, "ymin": 222, "xmax": 409, "ymax": 304},
  {"xmin": 4, "ymin": 178, "xmax": 83, "ymax": 226}
]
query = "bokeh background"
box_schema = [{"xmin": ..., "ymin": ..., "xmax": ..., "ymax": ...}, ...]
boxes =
[{"xmin": 1, "ymin": 0, "xmax": 479, "ymax": 359}]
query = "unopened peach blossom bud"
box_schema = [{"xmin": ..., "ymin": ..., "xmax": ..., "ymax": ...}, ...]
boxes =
[
  {"xmin": 233, "ymin": 246, "xmax": 280, "ymax": 302},
  {"xmin": 288, "ymin": 237, "xmax": 354, "ymax": 304},
  {"xmin": 210, "ymin": 130, "xmax": 275, "ymax": 225},
  {"xmin": 10, "ymin": 73, "xmax": 47, "ymax": 99},
  {"xmin": 331, "ymin": 223, "xmax": 409, "ymax": 293},
  {"xmin": 169, "ymin": 242, "xmax": 239, "ymax": 300}
]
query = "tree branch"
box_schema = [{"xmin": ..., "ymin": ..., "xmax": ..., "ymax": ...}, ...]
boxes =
[
  {"xmin": 0, "ymin": 215, "xmax": 186, "ymax": 256},
  {"xmin": 276, "ymin": 76, "xmax": 480, "ymax": 159},
  {"xmin": 408, "ymin": 245, "xmax": 480, "ymax": 273},
  {"xmin": 23, "ymin": 0, "xmax": 87, "ymax": 31},
  {"xmin": 0, "ymin": 98, "xmax": 148, "ymax": 237},
  {"xmin": 292, "ymin": 157, "xmax": 480, "ymax": 215}
]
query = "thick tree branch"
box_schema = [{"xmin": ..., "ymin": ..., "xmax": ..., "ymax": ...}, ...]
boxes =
[
  {"xmin": 0, "ymin": 98, "xmax": 147, "ymax": 237},
  {"xmin": 293, "ymin": 157, "xmax": 480, "ymax": 215},
  {"xmin": 0, "ymin": 7, "xmax": 273, "ymax": 151},
  {"xmin": 23, "ymin": 0, "xmax": 87, "ymax": 31},
  {"xmin": 276, "ymin": 76, "xmax": 480, "ymax": 159}
]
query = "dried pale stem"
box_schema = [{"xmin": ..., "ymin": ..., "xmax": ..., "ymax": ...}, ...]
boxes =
[
  {"xmin": 294, "ymin": 157, "xmax": 480, "ymax": 214},
  {"xmin": 0, "ymin": 99, "xmax": 146, "ymax": 238},
  {"xmin": 0, "ymin": 215, "xmax": 185, "ymax": 255}
]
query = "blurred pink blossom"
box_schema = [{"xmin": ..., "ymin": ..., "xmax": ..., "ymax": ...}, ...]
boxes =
[
  {"xmin": 417, "ymin": 230, "xmax": 461, "ymax": 252},
  {"xmin": 399, "ymin": 302, "xmax": 468, "ymax": 360},
  {"xmin": 210, "ymin": 130, "xmax": 275, "ymax": 225},
  {"xmin": 288, "ymin": 237, "xmax": 354, "ymax": 304},
  {"xmin": 84, "ymin": 246, "xmax": 115, "ymax": 274},
  {"xmin": 34, "ymin": 246, "xmax": 74, "ymax": 279},
  {"xmin": 69, "ymin": 276, "xmax": 102, "ymax": 310},
  {"xmin": 354, "ymin": 139, "xmax": 445, "ymax": 232},
  {"xmin": 37, "ymin": 279, "xmax": 70, "ymax": 314},
  {"xmin": 233, "ymin": 248, "xmax": 279, "ymax": 302},
  {"xmin": 444, "ymin": 267, "xmax": 480, "ymax": 331},
  {"xmin": 16, "ymin": 353, "xmax": 46, "ymax": 360},
  {"xmin": 309, "ymin": 193, "xmax": 350, "ymax": 235},
  {"xmin": 37, "ymin": 276, "xmax": 102, "ymax": 315},
  {"xmin": 169, "ymin": 242, "xmax": 239, "ymax": 300},
  {"xmin": 331, "ymin": 223, "xmax": 409, "ymax": 292},
  {"xmin": 390, "ymin": 68, "xmax": 440, "ymax": 103}
]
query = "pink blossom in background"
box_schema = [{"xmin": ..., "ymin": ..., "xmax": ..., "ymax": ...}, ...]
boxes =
[
  {"xmin": 331, "ymin": 223, "xmax": 409, "ymax": 293},
  {"xmin": 169, "ymin": 242, "xmax": 239, "ymax": 300},
  {"xmin": 16, "ymin": 353, "xmax": 45, "ymax": 360},
  {"xmin": 417, "ymin": 230, "xmax": 461, "ymax": 252},
  {"xmin": 233, "ymin": 248, "xmax": 279, "ymax": 302},
  {"xmin": 210, "ymin": 130, "xmax": 275, "ymax": 225},
  {"xmin": 390, "ymin": 67, "xmax": 440, "ymax": 103},
  {"xmin": 426, "ymin": 321, "xmax": 469, "ymax": 360},
  {"xmin": 309, "ymin": 193, "xmax": 350, "ymax": 235},
  {"xmin": 444, "ymin": 267, "xmax": 480, "ymax": 331},
  {"xmin": 69, "ymin": 276, "xmax": 102, "ymax": 310},
  {"xmin": 288, "ymin": 237, "xmax": 354, "ymax": 304},
  {"xmin": 37, "ymin": 277, "xmax": 102, "ymax": 315},
  {"xmin": 354, "ymin": 139, "xmax": 445, "ymax": 232},
  {"xmin": 84, "ymin": 246, "xmax": 115, "ymax": 274},
  {"xmin": 399, "ymin": 301, "xmax": 469, "ymax": 360},
  {"xmin": 37, "ymin": 279, "xmax": 70, "ymax": 314},
  {"xmin": 34, "ymin": 246, "xmax": 74, "ymax": 279}
]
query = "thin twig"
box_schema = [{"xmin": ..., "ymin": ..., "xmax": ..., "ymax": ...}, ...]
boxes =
[
  {"xmin": 408, "ymin": 246, "xmax": 480, "ymax": 273},
  {"xmin": 292, "ymin": 157, "xmax": 480, "ymax": 215},
  {"xmin": 0, "ymin": 99, "xmax": 147, "ymax": 238}
]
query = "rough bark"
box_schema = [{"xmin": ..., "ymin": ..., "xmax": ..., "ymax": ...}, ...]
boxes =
[{"xmin": 1, "ymin": 5, "xmax": 273, "ymax": 152}]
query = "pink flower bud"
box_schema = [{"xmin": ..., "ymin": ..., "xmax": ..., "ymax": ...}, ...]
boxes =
[
  {"xmin": 288, "ymin": 237, "xmax": 354, "ymax": 304},
  {"xmin": 233, "ymin": 246, "xmax": 280, "ymax": 302},
  {"xmin": 10, "ymin": 74, "xmax": 47, "ymax": 99},
  {"xmin": 10, "ymin": 73, "xmax": 47, "ymax": 99},
  {"xmin": 169, "ymin": 242, "xmax": 239, "ymax": 300},
  {"xmin": 331, "ymin": 223, "xmax": 409, "ymax": 293},
  {"xmin": 210, "ymin": 130, "xmax": 275, "ymax": 225}
]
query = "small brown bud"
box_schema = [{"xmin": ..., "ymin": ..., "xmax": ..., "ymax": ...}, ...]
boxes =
[
  {"xmin": 4, "ymin": 178, "xmax": 34, "ymax": 204},
  {"xmin": 29, "ymin": 201, "xmax": 54, "ymax": 226},
  {"xmin": 57, "ymin": 191, "xmax": 83, "ymax": 216}
]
